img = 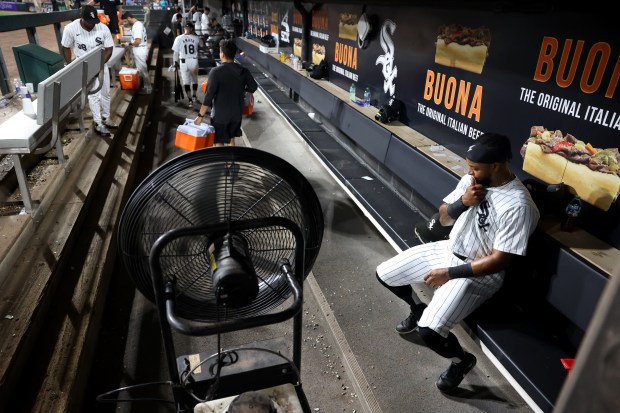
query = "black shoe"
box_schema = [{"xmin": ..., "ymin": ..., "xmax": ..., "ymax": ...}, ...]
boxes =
[
  {"xmin": 94, "ymin": 123, "xmax": 111, "ymax": 136},
  {"xmin": 102, "ymin": 117, "xmax": 118, "ymax": 128},
  {"xmin": 395, "ymin": 312, "xmax": 418, "ymax": 334},
  {"xmin": 395, "ymin": 303, "xmax": 426, "ymax": 334},
  {"xmin": 436, "ymin": 352, "xmax": 477, "ymax": 392}
]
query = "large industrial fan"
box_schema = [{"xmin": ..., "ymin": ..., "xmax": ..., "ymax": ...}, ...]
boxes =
[{"xmin": 112, "ymin": 146, "xmax": 324, "ymax": 412}]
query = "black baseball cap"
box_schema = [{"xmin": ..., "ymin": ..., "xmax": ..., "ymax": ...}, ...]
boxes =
[
  {"xmin": 81, "ymin": 6, "xmax": 99, "ymax": 24},
  {"xmin": 466, "ymin": 133, "xmax": 512, "ymax": 163},
  {"xmin": 414, "ymin": 213, "xmax": 451, "ymax": 244}
]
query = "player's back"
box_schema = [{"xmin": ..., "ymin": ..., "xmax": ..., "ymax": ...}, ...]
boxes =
[{"xmin": 174, "ymin": 34, "xmax": 200, "ymax": 59}]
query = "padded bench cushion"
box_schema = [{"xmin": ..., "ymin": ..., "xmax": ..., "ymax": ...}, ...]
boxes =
[
  {"xmin": 0, "ymin": 108, "xmax": 45, "ymax": 152},
  {"xmin": 473, "ymin": 314, "xmax": 574, "ymax": 412}
]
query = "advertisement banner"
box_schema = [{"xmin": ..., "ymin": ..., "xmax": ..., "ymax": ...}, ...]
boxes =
[
  {"xmin": 0, "ymin": 2, "xmax": 18, "ymax": 11},
  {"xmin": 248, "ymin": 2, "xmax": 620, "ymax": 220}
]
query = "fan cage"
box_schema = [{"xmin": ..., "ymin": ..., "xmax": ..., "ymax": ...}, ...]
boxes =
[{"xmin": 118, "ymin": 147, "xmax": 324, "ymax": 321}]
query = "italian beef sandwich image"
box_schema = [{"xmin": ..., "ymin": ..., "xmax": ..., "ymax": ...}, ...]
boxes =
[
  {"xmin": 434, "ymin": 24, "xmax": 491, "ymax": 74},
  {"xmin": 312, "ymin": 43, "xmax": 326, "ymax": 65},
  {"xmin": 293, "ymin": 37, "xmax": 302, "ymax": 57},
  {"xmin": 338, "ymin": 13, "xmax": 358, "ymax": 41},
  {"xmin": 521, "ymin": 125, "xmax": 620, "ymax": 211}
]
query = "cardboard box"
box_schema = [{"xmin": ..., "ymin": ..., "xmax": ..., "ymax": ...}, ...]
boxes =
[
  {"xmin": 175, "ymin": 118, "xmax": 215, "ymax": 151},
  {"xmin": 119, "ymin": 67, "xmax": 141, "ymax": 90}
]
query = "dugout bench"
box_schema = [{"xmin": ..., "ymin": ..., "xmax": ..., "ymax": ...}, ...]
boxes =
[{"xmin": 0, "ymin": 46, "xmax": 108, "ymax": 219}]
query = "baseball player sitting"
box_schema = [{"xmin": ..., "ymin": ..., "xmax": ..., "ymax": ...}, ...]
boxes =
[
  {"xmin": 170, "ymin": 22, "xmax": 202, "ymax": 107},
  {"xmin": 376, "ymin": 133, "xmax": 540, "ymax": 393}
]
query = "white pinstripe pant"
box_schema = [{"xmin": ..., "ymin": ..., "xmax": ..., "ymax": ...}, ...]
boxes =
[
  {"xmin": 88, "ymin": 66, "xmax": 110, "ymax": 124},
  {"xmin": 376, "ymin": 240, "xmax": 504, "ymax": 337},
  {"xmin": 180, "ymin": 58, "xmax": 198, "ymax": 85},
  {"xmin": 133, "ymin": 46, "xmax": 150, "ymax": 89}
]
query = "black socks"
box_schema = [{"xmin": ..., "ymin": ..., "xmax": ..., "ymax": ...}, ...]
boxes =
[
  {"xmin": 418, "ymin": 327, "xmax": 466, "ymax": 361},
  {"xmin": 376, "ymin": 272, "xmax": 417, "ymax": 307}
]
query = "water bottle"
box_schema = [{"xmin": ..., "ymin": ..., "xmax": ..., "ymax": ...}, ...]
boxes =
[
  {"xmin": 561, "ymin": 195, "xmax": 582, "ymax": 232},
  {"xmin": 349, "ymin": 82, "xmax": 356, "ymax": 102},
  {"xmin": 363, "ymin": 87, "xmax": 371, "ymax": 107}
]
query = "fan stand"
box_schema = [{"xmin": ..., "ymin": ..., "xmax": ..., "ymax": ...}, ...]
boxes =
[{"xmin": 149, "ymin": 217, "xmax": 312, "ymax": 413}]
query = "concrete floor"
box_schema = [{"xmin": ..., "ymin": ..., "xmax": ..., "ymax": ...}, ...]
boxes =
[{"xmin": 83, "ymin": 48, "xmax": 535, "ymax": 413}]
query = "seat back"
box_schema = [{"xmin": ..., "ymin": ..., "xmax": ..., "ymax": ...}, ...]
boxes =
[{"xmin": 36, "ymin": 47, "xmax": 104, "ymax": 125}]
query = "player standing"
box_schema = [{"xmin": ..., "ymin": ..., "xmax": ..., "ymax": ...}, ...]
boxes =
[
  {"xmin": 191, "ymin": 6, "xmax": 203, "ymax": 36},
  {"xmin": 376, "ymin": 133, "xmax": 540, "ymax": 392},
  {"xmin": 121, "ymin": 12, "xmax": 151, "ymax": 94},
  {"xmin": 171, "ymin": 22, "xmax": 202, "ymax": 107},
  {"xmin": 62, "ymin": 5, "xmax": 114, "ymax": 136},
  {"xmin": 194, "ymin": 39, "xmax": 258, "ymax": 147}
]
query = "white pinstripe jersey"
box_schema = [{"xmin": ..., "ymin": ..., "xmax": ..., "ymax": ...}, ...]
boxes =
[
  {"xmin": 61, "ymin": 19, "xmax": 114, "ymax": 57},
  {"xmin": 445, "ymin": 174, "xmax": 540, "ymax": 260},
  {"xmin": 192, "ymin": 11, "xmax": 202, "ymax": 26},
  {"xmin": 171, "ymin": 33, "xmax": 201, "ymax": 59},
  {"xmin": 201, "ymin": 13, "xmax": 210, "ymax": 31},
  {"xmin": 130, "ymin": 20, "xmax": 147, "ymax": 45}
]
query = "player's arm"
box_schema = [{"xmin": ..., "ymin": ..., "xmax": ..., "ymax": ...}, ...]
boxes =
[
  {"xmin": 424, "ymin": 249, "xmax": 515, "ymax": 288},
  {"xmin": 103, "ymin": 46, "xmax": 113, "ymax": 63},
  {"xmin": 245, "ymin": 70, "xmax": 258, "ymax": 94},
  {"xmin": 194, "ymin": 103, "xmax": 211, "ymax": 125},
  {"xmin": 62, "ymin": 47, "xmax": 73, "ymax": 65},
  {"xmin": 132, "ymin": 32, "xmax": 142, "ymax": 46},
  {"xmin": 438, "ymin": 202, "xmax": 455, "ymax": 226},
  {"xmin": 101, "ymin": 28, "xmax": 114, "ymax": 63},
  {"xmin": 439, "ymin": 176, "xmax": 486, "ymax": 226},
  {"xmin": 469, "ymin": 249, "xmax": 514, "ymax": 277},
  {"xmin": 195, "ymin": 76, "xmax": 216, "ymax": 125}
]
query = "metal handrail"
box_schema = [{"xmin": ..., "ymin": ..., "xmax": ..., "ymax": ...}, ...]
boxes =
[{"xmin": 0, "ymin": 10, "xmax": 78, "ymax": 32}]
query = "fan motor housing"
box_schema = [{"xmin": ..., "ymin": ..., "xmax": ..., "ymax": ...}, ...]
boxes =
[{"xmin": 211, "ymin": 233, "xmax": 259, "ymax": 308}]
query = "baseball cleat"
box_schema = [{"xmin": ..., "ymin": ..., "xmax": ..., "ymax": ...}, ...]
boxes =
[
  {"xmin": 395, "ymin": 312, "xmax": 418, "ymax": 334},
  {"xmin": 102, "ymin": 117, "xmax": 118, "ymax": 128},
  {"xmin": 436, "ymin": 352, "xmax": 476, "ymax": 392},
  {"xmin": 395, "ymin": 304, "xmax": 426, "ymax": 334},
  {"xmin": 94, "ymin": 123, "xmax": 111, "ymax": 136}
]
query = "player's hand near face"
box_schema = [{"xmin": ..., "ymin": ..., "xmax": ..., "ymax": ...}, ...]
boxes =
[
  {"xmin": 424, "ymin": 268, "xmax": 450, "ymax": 288},
  {"xmin": 462, "ymin": 176, "xmax": 486, "ymax": 206}
]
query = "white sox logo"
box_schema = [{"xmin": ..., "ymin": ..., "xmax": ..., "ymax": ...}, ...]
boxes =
[
  {"xmin": 477, "ymin": 200, "xmax": 490, "ymax": 232},
  {"xmin": 280, "ymin": 11, "xmax": 290, "ymax": 43},
  {"xmin": 375, "ymin": 20, "xmax": 397, "ymax": 98},
  {"xmin": 77, "ymin": 37, "xmax": 102, "ymax": 51}
]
